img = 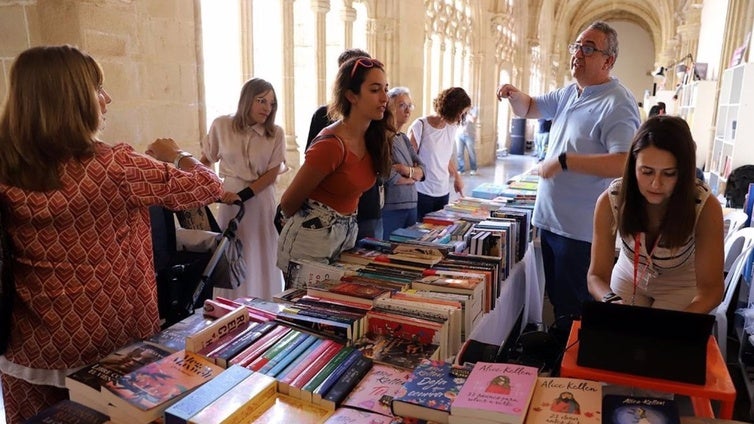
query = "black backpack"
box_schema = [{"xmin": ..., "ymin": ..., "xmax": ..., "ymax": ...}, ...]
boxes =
[{"xmin": 724, "ymin": 165, "xmax": 754, "ymax": 208}]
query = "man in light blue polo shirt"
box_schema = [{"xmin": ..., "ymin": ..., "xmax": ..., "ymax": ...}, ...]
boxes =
[{"xmin": 497, "ymin": 21, "xmax": 640, "ymax": 319}]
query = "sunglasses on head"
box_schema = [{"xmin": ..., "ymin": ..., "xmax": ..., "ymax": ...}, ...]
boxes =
[{"xmin": 350, "ymin": 58, "xmax": 384, "ymax": 78}]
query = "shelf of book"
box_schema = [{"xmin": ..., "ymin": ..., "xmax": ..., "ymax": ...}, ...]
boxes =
[{"xmin": 677, "ymin": 80, "xmax": 717, "ymax": 169}]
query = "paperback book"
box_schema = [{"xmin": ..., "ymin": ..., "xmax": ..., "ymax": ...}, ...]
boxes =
[
  {"xmin": 450, "ymin": 362, "xmax": 538, "ymax": 424},
  {"xmin": 24, "ymin": 400, "xmax": 109, "ymax": 424},
  {"xmin": 602, "ymin": 394, "xmax": 680, "ymax": 424},
  {"xmin": 341, "ymin": 363, "xmax": 412, "ymax": 417},
  {"xmin": 101, "ymin": 350, "xmax": 223, "ymax": 423},
  {"xmin": 391, "ymin": 359, "xmax": 469, "ymax": 424},
  {"xmin": 525, "ymin": 377, "xmax": 602, "ymax": 423}
]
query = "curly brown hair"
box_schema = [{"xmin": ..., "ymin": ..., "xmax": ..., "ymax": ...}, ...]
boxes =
[{"xmin": 433, "ymin": 87, "xmax": 471, "ymax": 124}]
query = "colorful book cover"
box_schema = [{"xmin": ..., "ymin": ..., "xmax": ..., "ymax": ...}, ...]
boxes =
[
  {"xmin": 101, "ymin": 350, "xmax": 223, "ymax": 422},
  {"xmin": 66, "ymin": 341, "xmax": 171, "ymax": 413},
  {"xmin": 184, "ymin": 305, "xmax": 249, "ymax": 352},
  {"xmin": 247, "ymin": 329, "xmax": 304, "ymax": 371},
  {"xmin": 342, "ymin": 363, "xmax": 412, "ymax": 417},
  {"xmin": 451, "ymin": 362, "xmax": 538, "ymax": 424},
  {"xmin": 24, "ymin": 400, "xmax": 109, "ymax": 424},
  {"xmin": 319, "ymin": 356, "xmax": 374, "ymax": 411},
  {"xmin": 187, "ymin": 372, "xmax": 277, "ymax": 424},
  {"xmin": 602, "ymin": 394, "xmax": 680, "ymax": 424},
  {"xmin": 271, "ymin": 338, "xmax": 325, "ymax": 380},
  {"xmin": 164, "ymin": 365, "xmax": 254, "ymax": 424},
  {"xmin": 323, "ymin": 407, "xmax": 394, "ymax": 424},
  {"xmin": 228, "ymin": 325, "xmax": 291, "ymax": 368},
  {"xmin": 300, "ymin": 346, "xmax": 357, "ymax": 402},
  {"xmin": 263, "ymin": 333, "xmax": 319, "ymax": 377},
  {"xmin": 278, "ymin": 339, "xmax": 340, "ymax": 395},
  {"xmin": 212, "ymin": 320, "xmax": 278, "ymax": 368},
  {"xmin": 354, "ymin": 334, "xmax": 440, "ymax": 371},
  {"xmin": 311, "ymin": 349, "xmax": 364, "ymax": 404},
  {"xmin": 242, "ymin": 393, "xmax": 333, "ymax": 424},
  {"xmin": 287, "ymin": 343, "xmax": 345, "ymax": 398},
  {"xmin": 391, "ymin": 359, "xmax": 469, "ymax": 423},
  {"xmin": 145, "ymin": 312, "xmax": 215, "ymax": 352},
  {"xmin": 525, "ymin": 377, "xmax": 602, "ymax": 424}
]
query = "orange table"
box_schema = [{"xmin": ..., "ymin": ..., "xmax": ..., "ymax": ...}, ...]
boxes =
[{"xmin": 560, "ymin": 321, "xmax": 737, "ymax": 419}]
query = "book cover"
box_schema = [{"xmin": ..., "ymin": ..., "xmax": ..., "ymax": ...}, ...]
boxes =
[
  {"xmin": 354, "ymin": 334, "xmax": 440, "ymax": 371},
  {"xmin": 247, "ymin": 328, "xmax": 305, "ymax": 371},
  {"xmin": 311, "ymin": 349, "xmax": 363, "ymax": 404},
  {"xmin": 164, "ymin": 365, "xmax": 254, "ymax": 424},
  {"xmin": 261, "ymin": 332, "xmax": 319, "ymax": 377},
  {"xmin": 24, "ymin": 400, "xmax": 109, "ymax": 424},
  {"xmin": 451, "ymin": 362, "xmax": 538, "ymax": 424},
  {"xmin": 602, "ymin": 394, "xmax": 680, "ymax": 424},
  {"xmin": 287, "ymin": 342, "xmax": 345, "ymax": 399},
  {"xmin": 228, "ymin": 324, "xmax": 291, "ymax": 368},
  {"xmin": 299, "ymin": 346, "xmax": 356, "ymax": 402},
  {"xmin": 101, "ymin": 350, "xmax": 223, "ymax": 423},
  {"xmin": 319, "ymin": 356, "xmax": 374, "ymax": 411},
  {"xmin": 278, "ymin": 339, "xmax": 341, "ymax": 395},
  {"xmin": 212, "ymin": 320, "xmax": 278, "ymax": 368},
  {"xmin": 323, "ymin": 407, "xmax": 394, "ymax": 424},
  {"xmin": 391, "ymin": 359, "xmax": 469, "ymax": 424},
  {"xmin": 242, "ymin": 393, "xmax": 333, "ymax": 424},
  {"xmin": 268, "ymin": 337, "xmax": 324, "ymax": 379},
  {"xmin": 342, "ymin": 363, "xmax": 412, "ymax": 416},
  {"xmin": 525, "ymin": 377, "xmax": 602, "ymax": 424},
  {"xmin": 274, "ymin": 310, "xmax": 354, "ymax": 342},
  {"xmin": 66, "ymin": 340, "xmax": 171, "ymax": 413},
  {"xmin": 184, "ymin": 305, "xmax": 249, "ymax": 352},
  {"xmin": 187, "ymin": 372, "xmax": 277, "ymax": 424},
  {"xmin": 146, "ymin": 312, "xmax": 215, "ymax": 352}
]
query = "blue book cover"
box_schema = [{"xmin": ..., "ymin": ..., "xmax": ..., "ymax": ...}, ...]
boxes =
[
  {"xmin": 391, "ymin": 359, "xmax": 468, "ymax": 421},
  {"xmin": 311, "ymin": 348, "xmax": 363, "ymax": 400},
  {"xmin": 275, "ymin": 337, "xmax": 325, "ymax": 380},
  {"xmin": 163, "ymin": 364, "xmax": 254, "ymax": 424},
  {"xmin": 25, "ymin": 400, "xmax": 109, "ymax": 424},
  {"xmin": 602, "ymin": 394, "xmax": 680, "ymax": 424}
]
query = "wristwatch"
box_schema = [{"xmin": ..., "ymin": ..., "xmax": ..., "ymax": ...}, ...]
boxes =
[
  {"xmin": 558, "ymin": 152, "xmax": 568, "ymax": 171},
  {"xmin": 602, "ymin": 291, "xmax": 622, "ymax": 303},
  {"xmin": 173, "ymin": 151, "xmax": 193, "ymax": 168}
]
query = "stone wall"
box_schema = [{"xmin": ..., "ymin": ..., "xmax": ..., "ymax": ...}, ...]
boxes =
[{"xmin": 0, "ymin": 0, "xmax": 205, "ymax": 155}]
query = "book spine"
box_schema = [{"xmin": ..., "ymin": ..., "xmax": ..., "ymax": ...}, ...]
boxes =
[
  {"xmin": 246, "ymin": 329, "xmax": 302, "ymax": 371},
  {"xmin": 299, "ymin": 346, "xmax": 356, "ymax": 402},
  {"xmin": 256, "ymin": 331, "xmax": 312, "ymax": 374},
  {"xmin": 185, "ymin": 306, "xmax": 249, "ymax": 352},
  {"xmin": 212, "ymin": 320, "xmax": 277, "ymax": 368},
  {"xmin": 274, "ymin": 311, "xmax": 352, "ymax": 341},
  {"xmin": 196, "ymin": 322, "xmax": 256, "ymax": 361},
  {"xmin": 311, "ymin": 349, "xmax": 362, "ymax": 403},
  {"xmin": 275, "ymin": 338, "xmax": 327, "ymax": 394},
  {"xmin": 287, "ymin": 342, "xmax": 344, "ymax": 399},
  {"xmin": 320, "ymin": 356, "xmax": 374, "ymax": 410},
  {"xmin": 228, "ymin": 325, "xmax": 291, "ymax": 368},
  {"xmin": 277, "ymin": 339, "xmax": 339, "ymax": 395},
  {"xmin": 265, "ymin": 335, "xmax": 320, "ymax": 378}
]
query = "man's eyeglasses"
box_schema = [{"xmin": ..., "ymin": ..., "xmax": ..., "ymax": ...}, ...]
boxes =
[
  {"xmin": 568, "ymin": 43, "xmax": 610, "ymax": 57},
  {"xmin": 350, "ymin": 58, "xmax": 384, "ymax": 78},
  {"xmin": 397, "ymin": 102, "xmax": 414, "ymax": 111}
]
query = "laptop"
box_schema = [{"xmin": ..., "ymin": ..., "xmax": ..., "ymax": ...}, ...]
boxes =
[{"xmin": 577, "ymin": 301, "xmax": 715, "ymax": 385}]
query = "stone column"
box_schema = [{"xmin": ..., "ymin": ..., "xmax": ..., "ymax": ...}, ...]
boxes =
[
  {"xmin": 311, "ymin": 0, "xmax": 331, "ymax": 106},
  {"xmin": 281, "ymin": 0, "xmax": 299, "ymax": 176},
  {"xmin": 239, "ymin": 0, "xmax": 254, "ymax": 82},
  {"xmin": 341, "ymin": 0, "xmax": 356, "ymax": 49},
  {"xmin": 423, "ymin": 35, "xmax": 434, "ymax": 113}
]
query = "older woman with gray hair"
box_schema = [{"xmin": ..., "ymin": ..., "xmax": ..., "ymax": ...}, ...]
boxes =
[{"xmin": 382, "ymin": 87, "xmax": 426, "ymax": 239}]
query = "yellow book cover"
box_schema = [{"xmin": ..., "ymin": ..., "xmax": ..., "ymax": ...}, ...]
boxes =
[
  {"xmin": 524, "ymin": 377, "xmax": 602, "ymax": 424},
  {"xmin": 188, "ymin": 372, "xmax": 277, "ymax": 424},
  {"xmin": 244, "ymin": 394, "xmax": 333, "ymax": 424}
]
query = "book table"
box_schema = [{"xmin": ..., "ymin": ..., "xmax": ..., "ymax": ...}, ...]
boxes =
[{"xmin": 560, "ymin": 321, "xmax": 737, "ymax": 419}]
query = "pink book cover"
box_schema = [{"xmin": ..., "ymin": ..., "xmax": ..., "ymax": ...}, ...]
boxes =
[
  {"xmin": 342, "ymin": 363, "xmax": 412, "ymax": 417},
  {"xmin": 323, "ymin": 407, "xmax": 394, "ymax": 424},
  {"xmin": 451, "ymin": 362, "xmax": 538, "ymax": 423}
]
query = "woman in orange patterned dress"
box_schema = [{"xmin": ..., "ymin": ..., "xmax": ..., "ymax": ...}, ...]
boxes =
[{"xmin": 0, "ymin": 45, "xmax": 227, "ymax": 423}]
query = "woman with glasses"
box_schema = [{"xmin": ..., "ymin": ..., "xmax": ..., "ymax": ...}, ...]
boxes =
[
  {"xmin": 277, "ymin": 57, "xmax": 393, "ymax": 283},
  {"xmin": 382, "ymin": 87, "xmax": 425, "ymax": 239},
  {"xmin": 409, "ymin": 87, "xmax": 471, "ymax": 221},
  {"xmin": 201, "ymin": 78, "xmax": 286, "ymax": 300}
]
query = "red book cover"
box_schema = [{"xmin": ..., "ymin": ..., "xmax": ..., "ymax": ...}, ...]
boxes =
[
  {"xmin": 278, "ymin": 339, "xmax": 339, "ymax": 388},
  {"xmin": 288, "ymin": 342, "xmax": 344, "ymax": 391},
  {"xmin": 366, "ymin": 310, "xmax": 442, "ymax": 346}
]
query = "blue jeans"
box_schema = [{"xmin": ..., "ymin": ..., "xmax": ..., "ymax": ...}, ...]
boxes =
[
  {"xmin": 357, "ymin": 218, "xmax": 383, "ymax": 240},
  {"xmin": 417, "ymin": 192, "xmax": 449, "ymax": 222},
  {"xmin": 539, "ymin": 229, "xmax": 593, "ymax": 319},
  {"xmin": 456, "ymin": 134, "xmax": 477, "ymax": 172},
  {"xmin": 382, "ymin": 208, "xmax": 418, "ymax": 240}
]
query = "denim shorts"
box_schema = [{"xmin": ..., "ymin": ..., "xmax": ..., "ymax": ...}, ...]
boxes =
[{"xmin": 277, "ymin": 199, "xmax": 358, "ymax": 287}]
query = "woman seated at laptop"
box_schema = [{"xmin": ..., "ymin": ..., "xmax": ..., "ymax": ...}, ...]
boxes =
[{"xmin": 587, "ymin": 116, "xmax": 724, "ymax": 313}]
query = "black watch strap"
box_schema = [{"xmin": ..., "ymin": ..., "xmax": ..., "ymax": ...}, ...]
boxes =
[
  {"xmin": 558, "ymin": 152, "xmax": 568, "ymax": 171},
  {"xmin": 602, "ymin": 291, "xmax": 622, "ymax": 303}
]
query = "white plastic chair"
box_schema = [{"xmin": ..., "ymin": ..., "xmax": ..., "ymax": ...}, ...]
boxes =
[
  {"xmin": 723, "ymin": 209, "xmax": 749, "ymax": 244},
  {"xmin": 714, "ymin": 242, "xmax": 754, "ymax": 359},
  {"xmin": 723, "ymin": 227, "xmax": 754, "ymax": 273}
]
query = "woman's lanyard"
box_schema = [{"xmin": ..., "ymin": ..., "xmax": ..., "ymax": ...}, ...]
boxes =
[{"xmin": 633, "ymin": 233, "xmax": 660, "ymax": 304}]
